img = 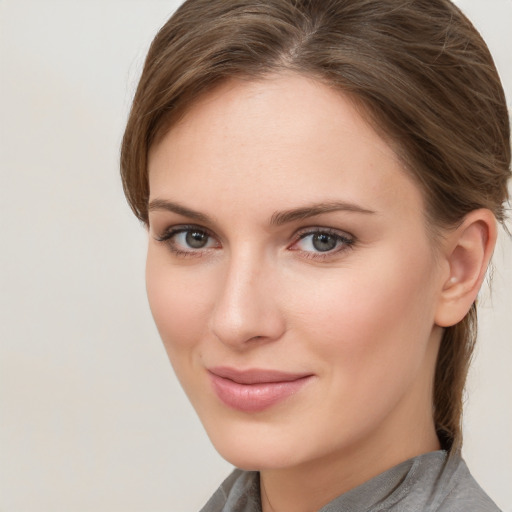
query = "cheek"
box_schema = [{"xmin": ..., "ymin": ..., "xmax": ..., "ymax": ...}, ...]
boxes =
[
  {"xmin": 279, "ymin": 249, "xmax": 440, "ymax": 447},
  {"xmin": 145, "ymin": 250, "xmax": 214, "ymax": 360},
  {"xmin": 287, "ymin": 246, "xmax": 438, "ymax": 379}
]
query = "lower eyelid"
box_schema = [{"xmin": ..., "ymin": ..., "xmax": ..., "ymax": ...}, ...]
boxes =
[{"xmin": 298, "ymin": 240, "xmax": 354, "ymax": 259}]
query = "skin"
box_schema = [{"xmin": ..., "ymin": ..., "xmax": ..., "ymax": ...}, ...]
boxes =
[{"xmin": 145, "ymin": 73, "xmax": 495, "ymax": 512}]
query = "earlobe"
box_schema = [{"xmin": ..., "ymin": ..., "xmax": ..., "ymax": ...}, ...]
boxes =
[{"xmin": 435, "ymin": 209, "xmax": 497, "ymax": 328}]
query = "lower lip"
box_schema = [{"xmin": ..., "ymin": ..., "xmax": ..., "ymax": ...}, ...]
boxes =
[{"xmin": 208, "ymin": 373, "xmax": 313, "ymax": 412}]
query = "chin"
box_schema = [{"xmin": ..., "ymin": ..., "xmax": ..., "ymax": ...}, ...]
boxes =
[
  {"xmin": 215, "ymin": 443, "xmax": 303, "ymax": 472},
  {"xmin": 204, "ymin": 422, "xmax": 306, "ymax": 471}
]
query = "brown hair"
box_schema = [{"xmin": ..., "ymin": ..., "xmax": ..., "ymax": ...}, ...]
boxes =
[{"xmin": 121, "ymin": 0, "xmax": 510, "ymax": 450}]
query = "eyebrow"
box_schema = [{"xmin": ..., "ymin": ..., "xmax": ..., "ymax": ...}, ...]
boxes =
[
  {"xmin": 148, "ymin": 199, "xmax": 376, "ymax": 226},
  {"xmin": 148, "ymin": 199, "xmax": 211, "ymax": 223},
  {"xmin": 270, "ymin": 201, "xmax": 376, "ymax": 225}
]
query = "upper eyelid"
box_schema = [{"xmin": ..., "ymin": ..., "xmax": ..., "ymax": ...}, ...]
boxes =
[
  {"xmin": 148, "ymin": 210, "xmax": 223, "ymax": 238},
  {"xmin": 293, "ymin": 226, "xmax": 355, "ymax": 240},
  {"xmin": 290, "ymin": 227, "xmax": 356, "ymax": 251},
  {"xmin": 155, "ymin": 223, "xmax": 216, "ymax": 240}
]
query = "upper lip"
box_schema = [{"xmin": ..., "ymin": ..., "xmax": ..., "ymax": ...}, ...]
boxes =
[{"xmin": 208, "ymin": 366, "xmax": 313, "ymax": 384}]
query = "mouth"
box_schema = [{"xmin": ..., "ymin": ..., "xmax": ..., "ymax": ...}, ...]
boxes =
[{"xmin": 207, "ymin": 366, "xmax": 314, "ymax": 412}]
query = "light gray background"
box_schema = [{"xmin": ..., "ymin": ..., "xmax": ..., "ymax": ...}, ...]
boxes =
[{"xmin": 1, "ymin": 1, "xmax": 511, "ymax": 511}]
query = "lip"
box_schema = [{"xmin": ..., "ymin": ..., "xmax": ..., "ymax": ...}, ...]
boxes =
[{"xmin": 208, "ymin": 367, "xmax": 314, "ymax": 412}]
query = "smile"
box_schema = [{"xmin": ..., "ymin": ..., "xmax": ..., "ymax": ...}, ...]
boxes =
[{"xmin": 208, "ymin": 367, "xmax": 314, "ymax": 413}]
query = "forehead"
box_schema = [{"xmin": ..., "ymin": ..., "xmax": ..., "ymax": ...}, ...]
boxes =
[{"xmin": 148, "ymin": 73, "xmax": 424, "ymax": 221}]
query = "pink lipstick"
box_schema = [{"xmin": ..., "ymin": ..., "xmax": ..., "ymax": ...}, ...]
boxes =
[{"xmin": 208, "ymin": 367, "xmax": 313, "ymax": 412}]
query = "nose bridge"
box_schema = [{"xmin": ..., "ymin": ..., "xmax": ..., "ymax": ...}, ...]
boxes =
[{"xmin": 210, "ymin": 244, "xmax": 284, "ymax": 347}]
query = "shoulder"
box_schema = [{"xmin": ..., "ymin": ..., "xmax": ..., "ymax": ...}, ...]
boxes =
[
  {"xmin": 371, "ymin": 451, "xmax": 501, "ymax": 512},
  {"xmin": 433, "ymin": 457, "xmax": 501, "ymax": 512}
]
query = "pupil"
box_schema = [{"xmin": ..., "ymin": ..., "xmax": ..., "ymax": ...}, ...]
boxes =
[
  {"xmin": 186, "ymin": 230, "xmax": 208, "ymax": 248},
  {"xmin": 312, "ymin": 233, "xmax": 337, "ymax": 252}
]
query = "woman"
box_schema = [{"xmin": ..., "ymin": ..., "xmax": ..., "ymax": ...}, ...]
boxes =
[{"xmin": 120, "ymin": 0, "xmax": 510, "ymax": 510}]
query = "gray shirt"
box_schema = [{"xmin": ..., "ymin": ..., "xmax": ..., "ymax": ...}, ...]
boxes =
[{"xmin": 200, "ymin": 451, "xmax": 501, "ymax": 511}]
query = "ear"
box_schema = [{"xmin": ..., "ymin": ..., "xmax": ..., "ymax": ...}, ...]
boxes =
[{"xmin": 435, "ymin": 209, "xmax": 497, "ymax": 328}]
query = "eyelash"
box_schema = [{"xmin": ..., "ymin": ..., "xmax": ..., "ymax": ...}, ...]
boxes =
[
  {"xmin": 154, "ymin": 225, "xmax": 355, "ymax": 260},
  {"xmin": 290, "ymin": 228, "xmax": 355, "ymax": 260},
  {"xmin": 155, "ymin": 225, "xmax": 218, "ymax": 258}
]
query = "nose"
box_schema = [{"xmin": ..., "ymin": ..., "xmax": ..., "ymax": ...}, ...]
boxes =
[{"xmin": 209, "ymin": 249, "xmax": 286, "ymax": 349}]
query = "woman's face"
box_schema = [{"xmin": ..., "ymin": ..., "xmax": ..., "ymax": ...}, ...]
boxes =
[{"xmin": 146, "ymin": 74, "xmax": 445, "ymax": 472}]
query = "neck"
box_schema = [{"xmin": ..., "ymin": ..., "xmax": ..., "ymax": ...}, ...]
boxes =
[
  {"xmin": 260, "ymin": 327, "xmax": 443, "ymax": 512},
  {"xmin": 260, "ymin": 425, "xmax": 440, "ymax": 512}
]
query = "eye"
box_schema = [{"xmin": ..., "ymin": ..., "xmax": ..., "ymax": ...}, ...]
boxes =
[
  {"xmin": 179, "ymin": 229, "xmax": 211, "ymax": 249},
  {"xmin": 290, "ymin": 228, "xmax": 354, "ymax": 257},
  {"xmin": 155, "ymin": 225, "xmax": 220, "ymax": 255}
]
